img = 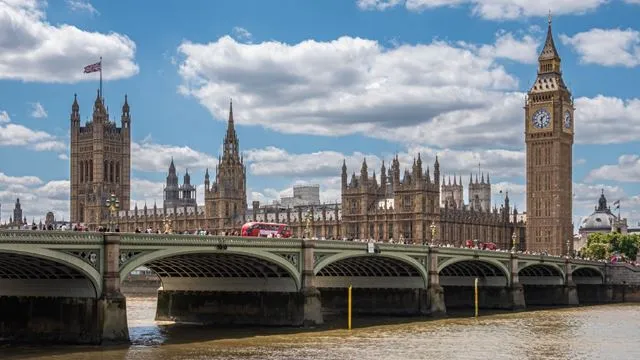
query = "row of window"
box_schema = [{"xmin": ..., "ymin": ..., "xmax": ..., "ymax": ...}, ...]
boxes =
[{"xmin": 78, "ymin": 159, "xmax": 121, "ymax": 184}]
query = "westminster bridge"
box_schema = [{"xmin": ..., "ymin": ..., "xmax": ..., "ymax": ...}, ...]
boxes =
[{"xmin": 0, "ymin": 230, "xmax": 639, "ymax": 344}]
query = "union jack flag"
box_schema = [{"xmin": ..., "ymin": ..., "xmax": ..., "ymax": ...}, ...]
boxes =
[{"xmin": 83, "ymin": 61, "xmax": 101, "ymax": 73}]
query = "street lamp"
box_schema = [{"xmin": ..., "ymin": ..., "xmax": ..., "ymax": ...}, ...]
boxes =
[
  {"xmin": 429, "ymin": 221, "xmax": 437, "ymax": 246},
  {"xmin": 105, "ymin": 193, "xmax": 120, "ymax": 232},
  {"xmin": 511, "ymin": 230, "xmax": 518, "ymax": 253},
  {"xmin": 565, "ymin": 238, "xmax": 570, "ymax": 258}
]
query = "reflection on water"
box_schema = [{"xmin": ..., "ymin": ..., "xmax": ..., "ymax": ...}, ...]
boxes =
[{"xmin": 4, "ymin": 296, "xmax": 640, "ymax": 360}]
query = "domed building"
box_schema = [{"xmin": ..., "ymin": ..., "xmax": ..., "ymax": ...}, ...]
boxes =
[{"xmin": 575, "ymin": 191, "xmax": 628, "ymax": 251}]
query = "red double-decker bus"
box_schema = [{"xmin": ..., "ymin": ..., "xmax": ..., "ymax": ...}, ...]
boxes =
[{"xmin": 241, "ymin": 222, "xmax": 292, "ymax": 238}]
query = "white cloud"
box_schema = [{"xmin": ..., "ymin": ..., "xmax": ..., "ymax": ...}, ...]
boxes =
[
  {"xmin": 476, "ymin": 31, "xmax": 539, "ymax": 64},
  {"xmin": 574, "ymin": 95, "xmax": 640, "ymax": 144},
  {"xmin": 131, "ymin": 141, "xmax": 218, "ymax": 173},
  {"xmin": 0, "ymin": 172, "xmax": 43, "ymax": 187},
  {"xmin": 0, "ymin": 123, "xmax": 66, "ymax": 151},
  {"xmin": 560, "ymin": 28, "xmax": 640, "ymax": 67},
  {"xmin": 65, "ymin": 0, "xmax": 99, "ymax": 16},
  {"xmin": 0, "ymin": 110, "xmax": 9, "ymax": 123},
  {"xmin": 0, "ymin": 0, "xmax": 138, "ymax": 82},
  {"xmin": 58, "ymin": 153, "xmax": 69, "ymax": 160},
  {"xmin": 177, "ymin": 35, "xmax": 529, "ymax": 148},
  {"xmin": 586, "ymin": 155, "xmax": 640, "ymax": 183},
  {"xmin": 231, "ymin": 26, "xmax": 252, "ymax": 42},
  {"xmin": 30, "ymin": 102, "xmax": 47, "ymax": 118},
  {"xmin": 356, "ymin": 0, "xmax": 608, "ymax": 20},
  {"xmin": 0, "ymin": 178, "xmax": 69, "ymax": 224}
]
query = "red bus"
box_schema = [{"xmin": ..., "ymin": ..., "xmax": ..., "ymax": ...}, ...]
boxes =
[{"xmin": 241, "ymin": 222, "xmax": 292, "ymax": 238}]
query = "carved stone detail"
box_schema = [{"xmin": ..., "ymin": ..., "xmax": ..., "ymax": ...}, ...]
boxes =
[
  {"xmin": 278, "ymin": 253, "xmax": 299, "ymax": 269},
  {"xmin": 64, "ymin": 250, "xmax": 100, "ymax": 270},
  {"xmin": 118, "ymin": 250, "xmax": 146, "ymax": 268}
]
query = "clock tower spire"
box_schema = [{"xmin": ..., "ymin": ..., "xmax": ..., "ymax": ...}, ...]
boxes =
[{"xmin": 525, "ymin": 17, "xmax": 574, "ymax": 256}]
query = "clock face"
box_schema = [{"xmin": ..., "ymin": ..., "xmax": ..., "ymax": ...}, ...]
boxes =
[
  {"xmin": 563, "ymin": 110, "xmax": 572, "ymax": 129},
  {"xmin": 532, "ymin": 108, "xmax": 551, "ymax": 129}
]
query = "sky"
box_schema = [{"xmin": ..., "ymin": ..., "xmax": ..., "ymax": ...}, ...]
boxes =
[{"xmin": 0, "ymin": 0, "xmax": 639, "ymax": 231}]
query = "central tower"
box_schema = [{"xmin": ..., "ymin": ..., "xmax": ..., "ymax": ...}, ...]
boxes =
[
  {"xmin": 525, "ymin": 18, "xmax": 574, "ymax": 255},
  {"xmin": 204, "ymin": 100, "xmax": 247, "ymax": 233}
]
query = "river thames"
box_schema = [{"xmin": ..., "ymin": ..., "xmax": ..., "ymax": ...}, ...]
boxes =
[{"xmin": 4, "ymin": 297, "xmax": 640, "ymax": 359}]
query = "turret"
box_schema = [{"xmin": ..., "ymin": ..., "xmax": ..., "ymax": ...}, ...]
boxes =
[
  {"xmin": 204, "ymin": 168, "xmax": 210, "ymax": 190},
  {"xmin": 434, "ymin": 156, "xmax": 440, "ymax": 185},
  {"xmin": 360, "ymin": 158, "xmax": 368, "ymax": 185},
  {"xmin": 71, "ymin": 94, "xmax": 80, "ymax": 128},
  {"xmin": 380, "ymin": 160, "xmax": 387, "ymax": 188},
  {"xmin": 341, "ymin": 159, "xmax": 348, "ymax": 188},
  {"xmin": 121, "ymin": 94, "xmax": 130, "ymax": 129}
]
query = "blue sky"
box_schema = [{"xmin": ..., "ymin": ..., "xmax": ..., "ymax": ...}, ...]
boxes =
[{"xmin": 0, "ymin": 0, "xmax": 639, "ymax": 229}]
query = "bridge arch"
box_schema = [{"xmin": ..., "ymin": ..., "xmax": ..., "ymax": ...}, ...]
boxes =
[
  {"xmin": 120, "ymin": 248, "xmax": 302, "ymax": 292},
  {"xmin": 313, "ymin": 251, "xmax": 428, "ymax": 289},
  {"xmin": 438, "ymin": 257, "xmax": 510, "ymax": 287},
  {"xmin": 572, "ymin": 265, "xmax": 604, "ymax": 284},
  {"xmin": 518, "ymin": 263, "xmax": 565, "ymax": 286},
  {"xmin": 0, "ymin": 246, "xmax": 102, "ymax": 298}
]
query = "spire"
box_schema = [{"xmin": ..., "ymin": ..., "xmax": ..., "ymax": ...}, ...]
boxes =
[
  {"xmin": 169, "ymin": 157, "xmax": 176, "ymax": 174},
  {"xmin": 487, "ymin": 173, "xmax": 490, "ymax": 184},
  {"xmin": 72, "ymin": 93, "xmax": 79, "ymax": 113},
  {"xmin": 205, "ymin": 168, "xmax": 210, "ymax": 179},
  {"xmin": 539, "ymin": 12, "xmax": 561, "ymax": 63},
  {"xmin": 227, "ymin": 98, "xmax": 235, "ymax": 137},
  {"xmin": 122, "ymin": 94, "xmax": 129, "ymax": 114}
]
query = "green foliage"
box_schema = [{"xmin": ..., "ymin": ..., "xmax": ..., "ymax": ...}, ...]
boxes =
[{"xmin": 583, "ymin": 232, "xmax": 640, "ymax": 260}]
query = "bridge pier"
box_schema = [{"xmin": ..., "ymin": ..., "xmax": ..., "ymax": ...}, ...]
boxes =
[
  {"xmin": 509, "ymin": 255, "xmax": 526, "ymax": 310},
  {"xmin": 98, "ymin": 234, "xmax": 130, "ymax": 344},
  {"xmin": 301, "ymin": 241, "xmax": 323, "ymax": 326},
  {"xmin": 428, "ymin": 249, "xmax": 446, "ymax": 316}
]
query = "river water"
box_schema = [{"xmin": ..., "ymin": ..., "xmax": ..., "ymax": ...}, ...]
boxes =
[{"xmin": 4, "ymin": 297, "xmax": 640, "ymax": 360}]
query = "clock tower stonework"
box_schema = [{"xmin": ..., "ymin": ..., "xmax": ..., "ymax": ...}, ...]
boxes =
[{"xmin": 525, "ymin": 18, "xmax": 574, "ymax": 255}]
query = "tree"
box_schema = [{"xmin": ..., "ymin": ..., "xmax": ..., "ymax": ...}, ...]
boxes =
[{"xmin": 583, "ymin": 232, "xmax": 640, "ymax": 261}]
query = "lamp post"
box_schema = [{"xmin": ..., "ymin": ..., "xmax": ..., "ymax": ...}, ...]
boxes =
[
  {"xmin": 429, "ymin": 221, "xmax": 437, "ymax": 246},
  {"xmin": 566, "ymin": 237, "xmax": 570, "ymax": 258},
  {"xmin": 511, "ymin": 230, "xmax": 518, "ymax": 253},
  {"xmin": 105, "ymin": 193, "xmax": 120, "ymax": 232}
]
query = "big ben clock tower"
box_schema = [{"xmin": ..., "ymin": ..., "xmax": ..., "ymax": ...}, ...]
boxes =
[{"xmin": 525, "ymin": 16, "xmax": 574, "ymax": 255}]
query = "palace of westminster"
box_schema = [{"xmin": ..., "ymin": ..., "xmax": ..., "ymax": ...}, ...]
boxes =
[{"xmin": 4, "ymin": 20, "xmax": 594, "ymax": 255}]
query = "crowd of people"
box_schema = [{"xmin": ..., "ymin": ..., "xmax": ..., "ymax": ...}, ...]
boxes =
[{"xmin": 9, "ymin": 224, "xmax": 639, "ymax": 266}]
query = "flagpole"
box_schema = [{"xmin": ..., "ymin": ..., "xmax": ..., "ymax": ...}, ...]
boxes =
[{"xmin": 99, "ymin": 57, "xmax": 103, "ymax": 101}]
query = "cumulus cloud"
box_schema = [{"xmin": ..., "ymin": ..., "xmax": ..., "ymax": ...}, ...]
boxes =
[
  {"xmin": 131, "ymin": 140, "xmax": 218, "ymax": 173},
  {"xmin": 0, "ymin": 110, "xmax": 9, "ymax": 123},
  {"xmin": 586, "ymin": 155, "xmax": 640, "ymax": 183},
  {"xmin": 560, "ymin": 28, "xmax": 640, "ymax": 67},
  {"xmin": 356, "ymin": 0, "xmax": 608, "ymax": 20},
  {"xmin": 231, "ymin": 26, "xmax": 252, "ymax": 42},
  {"xmin": 0, "ymin": 0, "xmax": 138, "ymax": 82},
  {"xmin": 574, "ymin": 95, "xmax": 640, "ymax": 144},
  {"xmin": 0, "ymin": 123, "xmax": 66, "ymax": 151},
  {"xmin": 65, "ymin": 0, "xmax": 99, "ymax": 16},
  {"xmin": 176, "ymin": 34, "xmax": 539, "ymax": 148},
  {"xmin": 29, "ymin": 102, "xmax": 47, "ymax": 118}
]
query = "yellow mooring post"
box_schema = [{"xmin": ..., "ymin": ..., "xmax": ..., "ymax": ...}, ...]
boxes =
[
  {"xmin": 474, "ymin": 277, "xmax": 479, "ymax": 318},
  {"xmin": 348, "ymin": 285, "xmax": 352, "ymax": 330}
]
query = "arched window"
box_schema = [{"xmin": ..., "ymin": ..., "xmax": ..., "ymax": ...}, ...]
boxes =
[
  {"xmin": 85, "ymin": 161, "xmax": 89, "ymax": 183},
  {"xmin": 80, "ymin": 161, "xmax": 84, "ymax": 183},
  {"xmin": 110, "ymin": 161, "xmax": 114, "ymax": 183},
  {"xmin": 115, "ymin": 162, "xmax": 120, "ymax": 183},
  {"xmin": 89, "ymin": 160, "xmax": 93, "ymax": 181},
  {"xmin": 104, "ymin": 161, "xmax": 108, "ymax": 181}
]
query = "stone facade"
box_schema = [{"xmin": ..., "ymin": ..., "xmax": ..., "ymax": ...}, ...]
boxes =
[
  {"xmin": 163, "ymin": 159, "xmax": 196, "ymax": 209},
  {"xmin": 341, "ymin": 155, "xmax": 524, "ymax": 247},
  {"xmin": 525, "ymin": 19, "xmax": 574, "ymax": 255},
  {"xmin": 69, "ymin": 91, "xmax": 131, "ymax": 228}
]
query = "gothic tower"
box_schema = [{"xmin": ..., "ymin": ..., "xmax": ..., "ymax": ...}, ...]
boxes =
[
  {"xmin": 204, "ymin": 100, "xmax": 247, "ymax": 233},
  {"xmin": 468, "ymin": 172, "xmax": 491, "ymax": 211},
  {"xmin": 70, "ymin": 91, "xmax": 131, "ymax": 228},
  {"xmin": 13, "ymin": 198, "xmax": 23, "ymax": 226},
  {"xmin": 525, "ymin": 17, "xmax": 574, "ymax": 255},
  {"xmin": 163, "ymin": 158, "xmax": 180, "ymax": 208}
]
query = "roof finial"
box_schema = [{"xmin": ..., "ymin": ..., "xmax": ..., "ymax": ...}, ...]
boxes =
[{"xmin": 548, "ymin": 9, "xmax": 552, "ymax": 26}]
